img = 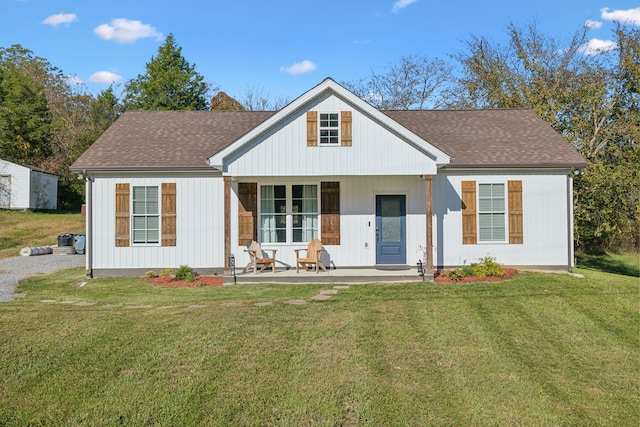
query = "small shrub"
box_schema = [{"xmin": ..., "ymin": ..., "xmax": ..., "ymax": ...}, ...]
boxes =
[
  {"xmin": 462, "ymin": 265, "xmax": 474, "ymax": 277},
  {"xmin": 470, "ymin": 256, "xmax": 504, "ymax": 278},
  {"xmin": 481, "ymin": 256, "xmax": 505, "ymax": 277},
  {"xmin": 470, "ymin": 263, "xmax": 487, "ymax": 278},
  {"xmin": 175, "ymin": 265, "xmax": 196, "ymax": 282},
  {"xmin": 145, "ymin": 271, "xmax": 158, "ymax": 278},
  {"xmin": 159, "ymin": 268, "xmax": 173, "ymax": 277},
  {"xmin": 447, "ymin": 268, "xmax": 464, "ymax": 281}
]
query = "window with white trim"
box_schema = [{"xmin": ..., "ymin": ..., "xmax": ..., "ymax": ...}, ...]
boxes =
[
  {"xmin": 132, "ymin": 186, "xmax": 159, "ymax": 244},
  {"xmin": 260, "ymin": 184, "xmax": 318, "ymax": 243},
  {"xmin": 319, "ymin": 113, "xmax": 339, "ymax": 144},
  {"xmin": 478, "ymin": 183, "xmax": 506, "ymax": 242}
]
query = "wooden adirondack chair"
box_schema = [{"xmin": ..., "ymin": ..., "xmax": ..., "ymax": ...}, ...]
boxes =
[
  {"xmin": 244, "ymin": 240, "xmax": 277, "ymax": 273},
  {"xmin": 294, "ymin": 238, "xmax": 327, "ymax": 273}
]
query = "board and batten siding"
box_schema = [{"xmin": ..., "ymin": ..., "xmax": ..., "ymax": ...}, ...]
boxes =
[
  {"xmin": 231, "ymin": 175, "xmax": 428, "ymax": 268},
  {"xmin": 223, "ymin": 95, "xmax": 438, "ymax": 177},
  {"xmin": 90, "ymin": 174, "xmax": 225, "ymax": 272},
  {"xmin": 433, "ymin": 171, "xmax": 572, "ymax": 268}
]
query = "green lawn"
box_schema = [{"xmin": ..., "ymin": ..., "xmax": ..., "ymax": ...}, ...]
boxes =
[{"xmin": 0, "ymin": 259, "xmax": 638, "ymax": 426}]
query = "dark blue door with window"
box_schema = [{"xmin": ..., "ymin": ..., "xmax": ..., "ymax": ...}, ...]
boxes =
[{"xmin": 376, "ymin": 195, "xmax": 406, "ymax": 264}]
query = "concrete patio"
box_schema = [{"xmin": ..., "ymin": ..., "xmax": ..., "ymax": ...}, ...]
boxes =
[{"xmin": 224, "ymin": 265, "xmax": 432, "ymax": 285}]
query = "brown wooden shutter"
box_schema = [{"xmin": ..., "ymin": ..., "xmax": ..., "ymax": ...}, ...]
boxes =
[
  {"xmin": 238, "ymin": 183, "xmax": 257, "ymax": 245},
  {"xmin": 508, "ymin": 180, "xmax": 523, "ymax": 244},
  {"xmin": 307, "ymin": 111, "xmax": 318, "ymax": 146},
  {"xmin": 161, "ymin": 183, "xmax": 177, "ymax": 246},
  {"xmin": 461, "ymin": 181, "xmax": 477, "ymax": 244},
  {"xmin": 321, "ymin": 182, "xmax": 340, "ymax": 245},
  {"xmin": 340, "ymin": 111, "xmax": 352, "ymax": 146},
  {"xmin": 115, "ymin": 183, "xmax": 130, "ymax": 247}
]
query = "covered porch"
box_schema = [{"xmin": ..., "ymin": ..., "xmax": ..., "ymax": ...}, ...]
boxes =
[{"xmin": 223, "ymin": 175, "xmax": 435, "ymax": 275}]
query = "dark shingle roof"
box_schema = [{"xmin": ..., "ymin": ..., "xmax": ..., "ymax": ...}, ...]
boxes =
[
  {"xmin": 71, "ymin": 110, "xmax": 275, "ymax": 170},
  {"xmin": 71, "ymin": 108, "xmax": 587, "ymax": 171},
  {"xmin": 384, "ymin": 109, "xmax": 588, "ymax": 168}
]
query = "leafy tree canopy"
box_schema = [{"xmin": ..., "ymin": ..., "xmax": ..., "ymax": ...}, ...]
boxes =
[
  {"xmin": 123, "ymin": 34, "xmax": 212, "ymax": 111},
  {"xmin": 0, "ymin": 45, "xmax": 52, "ymax": 165}
]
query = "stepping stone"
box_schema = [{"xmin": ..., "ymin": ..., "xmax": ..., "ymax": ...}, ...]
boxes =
[
  {"xmin": 311, "ymin": 294, "xmax": 333, "ymax": 301},
  {"xmin": 334, "ymin": 286, "xmax": 349, "ymax": 290},
  {"xmin": 40, "ymin": 299, "xmax": 57, "ymax": 303},
  {"xmin": 187, "ymin": 304, "xmax": 206, "ymax": 309},
  {"xmin": 126, "ymin": 305, "xmax": 151, "ymax": 309},
  {"xmin": 254, "ymin": 302, "xmax": 273, "ymax": 307},
  {"xmin": 74, "ymin": 302, "xmax": 95, "ymax": 307},
  {"xmin": 286, "ymin": 299, "xmax": 307, "ymax": 305},
  {"xmin": 320, "ymin": 289, "xmax": 338, "ymax": 295},
  {"xmin": 60, "ymin": 301, "xmax": 77, "ymax": 304},
  {"xmin": 157, "ymin": 306, "xmax": 177, "ymax": 310},
  {"xmin": 221, "ymin": 302, "xmax": 241, "ymax": 307}
]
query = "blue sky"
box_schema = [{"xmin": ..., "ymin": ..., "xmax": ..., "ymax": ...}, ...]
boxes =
[{"xmin": 2, "ymin": 0, "xmax": 639, "ymax": 102}]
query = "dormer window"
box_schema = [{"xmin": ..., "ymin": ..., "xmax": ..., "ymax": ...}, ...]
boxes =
[{"xmin": 319, "ymin": 113, "xmax": 339, "ymax": 144}]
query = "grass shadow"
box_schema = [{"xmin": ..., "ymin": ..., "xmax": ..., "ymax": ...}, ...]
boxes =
[{"xmin": 576, "ymin": 253, "xmax": 640, "ymax": 277}]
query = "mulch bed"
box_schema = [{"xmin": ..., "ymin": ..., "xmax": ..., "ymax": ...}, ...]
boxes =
[
  {"xmin": 143, "ymin": 275, "xmax": 224, "ymax": 287},
  {"xmin": 433, "ymin": 268, "xmax": 518, "ymax": 284}
]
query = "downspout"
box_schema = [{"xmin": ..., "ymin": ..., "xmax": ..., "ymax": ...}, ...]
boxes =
[
  {"xmin": 84, "ymin": 171, "xmax": 93, "ymax": 278},
  {"xmin": 566, "ymin": 169, "xmax": 574, "ymax": 273}
]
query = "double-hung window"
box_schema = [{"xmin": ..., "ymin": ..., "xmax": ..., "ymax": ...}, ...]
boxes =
[
  {"xmin": 319, "ymin": 113, "xmax": 339, "ymax": 145},
  {"xmin": 478, "ymin": 183, "xmax": 506, "ymax": 242},
  {"xmin": 132, "ymin": 186, "xmax": 159, "ymax": 244},
  {"xmin": 260, "ymin": 184, "xmax": 318, "ymax": 243}
]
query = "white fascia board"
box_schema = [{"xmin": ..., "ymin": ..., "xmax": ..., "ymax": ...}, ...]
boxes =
[{"xmin": 207, "ymin": 78, "xmax": 451, "ymax": 171}]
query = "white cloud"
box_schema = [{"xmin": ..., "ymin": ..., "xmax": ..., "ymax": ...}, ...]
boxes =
[
  {"xmin": 280, "ymin": 60, "xmax": 317, "ymax": 76},
  {"xmin": 392, "ymin": 0, "xmax": 418, "ymax": 13},
  {"xmin": 601, "ymin": 7, "xmax": 640, "ymax": 26},
  {"xmin": 94, "ymin": 18, "xmax": 162, "ymax": 43},
  {"xmin": 65, "ymin": 75, "xmax": 83, "ymax": 85},
  {"xmin": 585, "ymin": 19, "xmax": 602, "ymax": 29},
  {"xmin": 579, "ymin": 38, "xmax": 618, "ymax": 55},
  {"xmin": 42, "ymin": 13, "xmax": 77, "ymax": 27},
  {"xmin": 89, "ymin": 71, "xmax": 123, "ymax": 83}
]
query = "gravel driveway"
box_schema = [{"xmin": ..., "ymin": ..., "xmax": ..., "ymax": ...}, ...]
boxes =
[{"xmin": 0, "ymin": 254, "xmax": 85, "ymax": 302}]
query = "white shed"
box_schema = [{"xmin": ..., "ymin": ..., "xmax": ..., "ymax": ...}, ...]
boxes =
[{"xmin": 0, "ymin": 159, "xmax": 58, "ymax": 210}]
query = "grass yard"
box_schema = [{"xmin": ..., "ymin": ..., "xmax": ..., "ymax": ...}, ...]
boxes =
[
  {"xmin": 0, "ymin": 257, "xmax": 637, "ymax": 426},
  {"xmin": 0, "ymin": 209, "xmax": 85, "ymax": 259}
]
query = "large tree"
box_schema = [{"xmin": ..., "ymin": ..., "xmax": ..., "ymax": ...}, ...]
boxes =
[
  {"xmin": 123, "ymin": 34, "xmax": 212, "ymax": 110},
  {"xmin": 0, "ymin": 45, "xmax": 122, "ymax": 209},
  {"xmin": 0, "ymin": 45, "xmax": 52, "ymax": 165},
  {"xmin": 344, "ymin": 54, "xmax": 454, "ymax": 110},
  {"xmin": 237, "ymin": 85, "xmax": 290, "ymax": 111},
  {"xmin": 447, "ymin": 22, "xmax": 639, "ymax": 251}
]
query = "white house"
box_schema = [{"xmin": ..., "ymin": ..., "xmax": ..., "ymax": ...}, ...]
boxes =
[
  {"xmin": 70, "ymin": 78, "xmax": 588, "ymax": 278},
  {"xmin": 0, "ymin": 159, "xmax": 58, "ymax": 210}
]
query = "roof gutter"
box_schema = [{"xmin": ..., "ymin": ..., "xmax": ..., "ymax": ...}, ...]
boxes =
[
  {"xmin": 69, "ymin": 165, "xmax": 216, "ymax": 173},
  {"xmin": 440, "ymin": 162, "xmax": 589, "ymax": 170}
]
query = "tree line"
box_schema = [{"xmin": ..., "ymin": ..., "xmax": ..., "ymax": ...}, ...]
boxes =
[{"xmin": 0, "ymin": 26, "xmax": 637, "ymax": 252}]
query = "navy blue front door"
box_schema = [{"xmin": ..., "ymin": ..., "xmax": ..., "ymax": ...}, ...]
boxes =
[{"xmin": 376, "ymin": 195, "xmax": 406, "ymax": 264}]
